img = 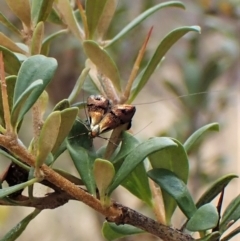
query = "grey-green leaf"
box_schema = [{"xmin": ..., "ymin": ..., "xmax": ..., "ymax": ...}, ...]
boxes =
[
  {"xmin": 86, "ymin": 0, "xmax": 109, "ymax": 38},
  {"xmin": 148, "ymin": 168, "xmax": 197, "ymax": 219},
  {"xmin": 186, "ymin": 204, "xmax": 219, "ymax": 231},
  {"xmin": 184, "ymin": 123, "xmax": 219, "ymax": 152},
  {"xmin": 106, "ymin": 1, "xmax": 186, "ymax": 48},
  {"xmin": 102, "ymin": 221, "xmax": 144, "ymax": 241},
  {"xmin": 1, "ymin": 209, "xmax": 41, "ymax": 241},
  {"xmin": 11, "ymin": 79, "xmax": 43, "ymax": 129},
  {"xmin": 107, "ymin": 137, "xmax": 177, "ymax": 194},
  {"xmin": 12, "ymin": 55, "xmax": 57, "ymax": 129},
  {"xmin": 31, "ymin": 0, "xmax": 54, "ymax": 25},
  {"xmin": 83, "ymin": 40, "xmax": 121, "ymax": 92},
  {"xmin": 149, "ymin": 138, "xmax": 189, "ymax": 223},
  {"xmin": 130, "ymin": 26, "xmax": 201, "ymax": 103},
  {"xmin": 220, "ymin": 194, "xmax": 240, "ymax": 234},
  {"xmin": 0, "ymin": 46, "xmax": 21, "ymax": 75},
  {"xmin": 36, "ymin": 111, "xmax": 61, "ymax": 168},
  {"xmin": 196, "ymin": 174, "xmax": 238, "ymax": 208},
  {"xmin": 0, "ymin": 178, "xmax": 40, "ymax": 198}
]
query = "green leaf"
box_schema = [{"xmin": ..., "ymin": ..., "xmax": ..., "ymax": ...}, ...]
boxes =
[
  {"xmin": 5, "ymin": 0, "xmax": 31, "ymax": 28},
  {"xmin": 51, "ymin": 107, "xmax": 78, "ymax": 154},
  {"xmin": 186, "ymin": 204, "xmax": 219, "ymax": 231},
  {"xmin": 1, "ymin": 209, "xmax": 41, "ymax": 241},
  {"xmin": 0, "ymin": 12, "xmax": 21, "ymax": 36},
  {"xmin": 106, "ymin": 1, "xmax": 186, "ymax": 48},
  {"xmin": 67, "ymin": 120, "xmax": 95, "ymax": 195},
  {"xmin": 36, "ymin": 111, "xmax": 61, "ymax": 168},
  {"xmin": 121, "ymin": 161, "xmax": 152, "ymax": 207},
  {"xmin": 111, "ymin": 132, "xmax": 139, "ymax": 163},
  {"xmin": 184, "ymin": 123, "xmax": 219, "ymax": 152},
  {"xmin": 31, "ymin": 21, "xmax": 44, "ymax": 55},
  {"xmin": 220, "ymin": 194, "xmax": 240, "ymax": 233},
  {"xmin": 0, "ymin": 33, "xmax": 27, "ymax": 54},
  {"xmin": 0, "ymin": 178, "xmax": 40, "ymax": 198},
  {"xmin": 196, "ymin": 174, "xmax": 238, "ymax": 208},
  {"xmin": 67, "ymin": 144, "xmax": 96, "ymax": 195},
  {"xmin": 41, "ymin": 30, "xmax": 68, "ymax": 56},
  {"xmin": 86, "ymin": 0, "xmax": 109, "ymax": 38},
  {"xmin": 97, "ymin": 0, "xmax": 117, "ymax": 39},
  {"xmin": 107, "ymin": 137, "xmax": 177, "ymax": 194},
  {"xmin": 12, "ymin": 55, "xmax": 57, "ymax": 128},
  {"xmin": 102, "ymin": 221, "xmax": 144, "ymax": 241},
  {"xmin": 0, "ymin": 76, "xmax": 16, "ymax": 127},
  {"xmin": 0, "ymin": 46, "xmax": 21, "ymax": 75},
  {"xmin": 94, "ymin": 158, "xmax": 115, "ymax": 206},
  {"xmin": 195, "ymin": 232, "xmax": 221, "ymax": 241},
  {"xmin": 31, "ymin": 0, "xmax": 54, "ymax": 25},
  {"xmin": 83, "ymin": 40, "xmax": 121, "ymax": 92},
  {"xmin": 149, "ymin": 138, "xmax": 189, "ymax": 223},
  {"xmin": 46, "ymin": 8, "xmax": 63, "ymax": 25},
  {"xmin": 56, "ymin": 0, "xmax": 84, "ymax": 41},
  {"xmin": 129, "ymin": 26, "xmax": 201, "ymax": 102},
  {"xmin": 11, "ymin": 79, "xmax": 43, "ymax": 129},
  {"xmin": 148, "ymin": 168, "xmax": 197, "ymax": 219}
]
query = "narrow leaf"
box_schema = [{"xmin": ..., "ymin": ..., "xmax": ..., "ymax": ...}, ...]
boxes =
[
  {"xmin": 220, "ymin": 194, "xmax": 240, "ymax": 233},
  {"xmin": 0, "ymin": 12, "xmax": 21, "ymax": 36},
  {"xmin": 31, "ymin": 0, "xmax": 55, "ymax": 25},
  {"xmin": 5, "ymin": 0, "xmax": 31, "ymax": 28},
  {"xmin": 186, "ymin": 204, "xmax": 219, "ymax": 231},
  {"xmin": 195, "ymin": 232, "xmax": 221, "ymax": 241},
  {"xmin": 83, "ymin": 40, "xmax": 121, "ymax": 92},
  {"xmin": 0, "ymin": 46, "xmax": 21, "ymax": 75},
  {"xmin": 0, "ymin": 178, "xmax": 40, "ymax": 198},
  {"xmin": 56, "ymin": 0, "xmax": 84, "ymax": 41},
  {"xmin": 107, "ymin": 137, "xmax": 177, "ymax": 194},
  {"xmin": 130, "ymin": 26, "xmax": 201, "ymax": 102},
  {"xmin": 36, "ymin": 111, "xmax": 61, "ymax": 168},
  {"xmin": 1, "ymin": 209, "xmax": 41, "ymax": 241},
  {"xmin": 31, "ymin": 21, "xmax": 44, "ymax": 55},
  {"xmin": 106, "ymin": 1, "xmax": 186, "ymax": 48},
  {"xmin": 11, "ymin": 79, "xmax": 43, "ymax": 129},
  {"xmin": 184, "ymin": 123, "xmax": 219, "ymax": 152},
  {"xmin": 196, "ymin": 174, "xmax": 238, "ymax": 208},
  {"xmin": 86, "ymin": 0, "xmax": 108, "ymax": 38},
  {"xmin": 12, "ymin": 55, "xmax": 57, "ymax": 128},
  {"xmin": 97, "ymin": 0, "xmax": 117, "ymax": 39},
  {"xmin": 149, "ymin": 138, "xmax": 189, "ymax": 223},
  {"xmin": 121, "ymin": 162, "xmax": 152, "ymax": 207},
  {"xmin": 148, "ymin": 168, "xmax": 197, "ymax": 219},
  {"xmin": 0, "ymin": 33, "xmax": 27, "ymax": 54},
  {"xmin": 102, "ymin": 221, "xmax": 144, "ymax": 241},
  {"xmin": 41, "ymin": 30, "xmax": 68, "ymax": 56},
  {"xmin": 67, "ymin": 144, "xmax": 96, "ymax": 195},
  {"xmin": 51, "ymin": 107, "xmax": 78, "ymax": 154}
]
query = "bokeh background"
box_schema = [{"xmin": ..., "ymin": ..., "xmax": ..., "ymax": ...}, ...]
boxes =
[{"xmin": 0, "ymin": 0, "xmax": 239, "ymax": 240}]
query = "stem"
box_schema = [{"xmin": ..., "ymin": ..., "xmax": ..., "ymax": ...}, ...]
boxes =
[
  {"xmin": 0, "ymin": 134, "xmax": 195, "ymax": 241},
  {"xmin": 0, "ymin": 52, "xmax": 13, "ymax": 134}
]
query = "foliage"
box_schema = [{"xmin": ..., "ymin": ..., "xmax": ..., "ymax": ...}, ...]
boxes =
[{"xmin": 0, "ymin": 1, "xmax": 239, "ymax": 241}]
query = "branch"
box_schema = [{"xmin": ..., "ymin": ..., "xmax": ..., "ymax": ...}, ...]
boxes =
[{"xmin": 0, "ymin": 134, "xmax": 194, "ymax": 241}]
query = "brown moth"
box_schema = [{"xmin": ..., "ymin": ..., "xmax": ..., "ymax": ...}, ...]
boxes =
[
  {"xmin": 86, "ymin": 95, "xmax": 136, "ymax": 138},
  {"xmin": 87, "ymin": 95, "xmax": 110, "ymax": 130},
  {"xmin": 89, "ymin": 104, "xmax": 136, "ymax": 138}
]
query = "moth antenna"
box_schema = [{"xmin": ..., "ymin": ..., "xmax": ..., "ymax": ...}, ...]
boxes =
[
  {"xmin": 134, "ymin": 89, "xmax": 228, "ymax": 106},
  {"xmin": 98, "ymin": 135, "xmax": 118, "ymax": 147}
]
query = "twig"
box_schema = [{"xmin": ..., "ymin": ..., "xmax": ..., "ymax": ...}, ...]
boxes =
[
  {"xmin": 0, "ymin": 134, "xmax": 195, "ymax": 241},
  {"xmin": 0, "ymin": 52, "xmax": 13, "ymax": 134}
]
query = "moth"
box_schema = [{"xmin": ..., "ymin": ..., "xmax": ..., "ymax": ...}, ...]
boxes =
[{"xmin": 86, "ymin": 95, "xmax": 136, "ymax": 138}]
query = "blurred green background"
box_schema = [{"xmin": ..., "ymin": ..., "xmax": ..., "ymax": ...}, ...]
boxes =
[{"xmin": 0, "ymin": 0, "xmax": 239, "ymax": 240}]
